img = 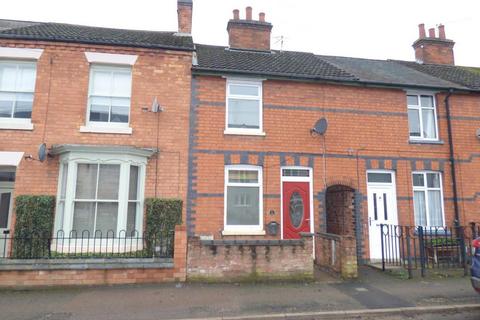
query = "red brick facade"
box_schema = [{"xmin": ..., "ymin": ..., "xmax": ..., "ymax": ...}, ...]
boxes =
[
  {"xmin": 0, "ymin": 39, "xmax": 192, "ymax": 222},
  {"xmin": 188, "ymin": 75, "xmax": 480, "ymax": 261}
]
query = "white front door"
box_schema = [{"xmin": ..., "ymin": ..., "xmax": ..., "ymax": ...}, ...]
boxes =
[
  {"xmin": 367, "ymin": 171, "xmax": 398, "ymax": 261},
  {"xmin": 0, "ymin": 188, "xmax": 13, "ymax": 258}
]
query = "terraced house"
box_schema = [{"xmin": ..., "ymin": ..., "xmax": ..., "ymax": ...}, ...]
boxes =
[
  {"xmin": 0, "ymin": 0, "xmax": 194, "ymax": 286},
  {"xmin": 0, "ymin": 0, "xmax": 480, "ymax": 286}
]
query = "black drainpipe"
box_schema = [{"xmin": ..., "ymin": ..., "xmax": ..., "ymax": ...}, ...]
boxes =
[{"xmin": 444, "ymin": 89, "xmax": 461, "ymax": 227}]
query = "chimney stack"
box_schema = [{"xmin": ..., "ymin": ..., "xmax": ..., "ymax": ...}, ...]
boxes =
[
  {"xmin": 412, "ymin": 23, "xmax": 455, "ymax": 65},
  {"xmin": 227, "ymin": 6, "xmax": 273, "ymax": 51},
  {"xmin": 177, "ymin": 0, "xmax": 193, "ymax": 34}
]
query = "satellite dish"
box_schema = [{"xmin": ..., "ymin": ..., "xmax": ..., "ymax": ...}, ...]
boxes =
[
  {"xmin": 311, "ymin": 118, "xmax": 328, "ymax": 135},
  {"xmin": 38, "ymin": 143, "xmax": 47, "ymax": 162}
]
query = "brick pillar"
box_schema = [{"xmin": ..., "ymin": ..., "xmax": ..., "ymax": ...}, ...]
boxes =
[{"xmin": 173, "ymin": 225, "xmax": 187, "ymax": 281}]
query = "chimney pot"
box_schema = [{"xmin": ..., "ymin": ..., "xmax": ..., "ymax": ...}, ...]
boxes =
[
  {"xmin": 418, "ymin": 23, "xmax": 426, "ymax": 38},
  {"xmin": 259, "ymin": 12, "xmax": 265, "ymax": 22},
  {"xmin": 438, "ymin": 24, "xmax": 446, "ymax": 39},
  {"xmin": 246, "ymin": 6, "xmax": 253, "ymax": 20},
  {"xmin": 428, "ymin": 28, "xmax": 436, "ymax": 38},
  {"xmin": 233, "ymin": 9, "xmax": 240, "ymax": 20}
]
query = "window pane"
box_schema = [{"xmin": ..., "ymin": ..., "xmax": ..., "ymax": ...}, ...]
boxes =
[
  {"xmin": 73, "ymin": 202, "xmax": 95, "ymax": 235},
  {"xmin": 0, "ymin": 171, "xmax": 15, "ymax": 182},
  {"xmin": 13, "ymin": 93, "xmax": 33, "ymax": 119},
  {"xmin": 427, "ymin": 173, "xmax": 440, "ymax": 188},
  {"xmin": 90, "ymin": 97, "xmax": 110, "ymax": 122},
  {"xmin": 413, "ymin": 173, "xmax": 424, "ymax": 187},
  {"xmin": 17, "ymin": 65, "xmax": 36, "ymax": 92},
  {"xmin": 0, "ymin": 192, "xmax": 11, "ymax": 229},
  {"xmin": 60, "ymin": 163, "xmax": 68, "ymax": 199},
  {"xmin": 422, "ymin": 109, "xmax": 436, "ymax": 139},
  {"xmin": 408, "ymin": 109, "xmax": 421, "ymax": 137},
  {"xmin": 110, "ymin": 105, "xmax": 129, "ymax": 123},
  {"xmin": 97, "ymin": 164, "xmax": 120, "ymax": 200},
  {"xmin": 0, "ymin": 65, "xmax": 17, "ymax": 91},
  {"xmin": 407, "ymin": 95, "xmax": 418, "ymax": 106},
  {"xmin": 112, "ymin": 71, "xmax": 131, "ymax": 97},
  {"xmin": 228, "ymin": 98, "xmax": 260, "ymax": 129},
  {"xmin": 230, "ymin": 84, "xmax": 258, "ymax": 96},
  {"xmin": 367, "ymin": 173, "xmax": 392, "ymax": 183},
  {"xmin": 428, "ymin": 190, "xmax": 443, "ymax": 226},
  {"xmin": 420, "ymin": 95, "xmax": 434, "ymax": 108},
  {"xmin": 91, "ymin": 70, "xmax": 111, "ymax": 96},
  {"xmin": 282, "ymin": 169, "xmax": 310, "ymax": 177},
  {"xmin": 96, "ymin": 202, "xmax": 118, "ymax": 236},
  {"xmin": 0, "ymin": 99, "xmax": 13, "ymax": 118},
  {"xmin": 75, "ymin": 164, "xmax": 98, "ymax": 199},
  {"xmin": 127, "ymin": 202, "xmax": 137, "ymax": 235},
  {"xmin": 413, "ymin": 191, "xmax": 427, "ymax": 226},
  {"xmin": 129, "ymin": 166, "xmax": 139, "ymax": 200},
  {"xmin": 226, "ymin": 186, "xmax": 260, "ymax": 225},
  {"xmin": 229, "ymin": 170, "xmax": 258, "ymax": 183}
]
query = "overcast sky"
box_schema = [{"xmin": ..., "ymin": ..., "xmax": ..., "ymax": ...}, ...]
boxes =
[{"xmin": 2, "ymin": 0, "xmax": 479, "ymax": 66}]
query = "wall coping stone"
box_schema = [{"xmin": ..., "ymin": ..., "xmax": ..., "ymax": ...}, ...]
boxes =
[
  {"xmin": 0, "ymin": 258, "xmax": 173, "ymax": 271},
  {"xmin": 200, "ymin": 239, "xmax": 304, "ymax": 246}
]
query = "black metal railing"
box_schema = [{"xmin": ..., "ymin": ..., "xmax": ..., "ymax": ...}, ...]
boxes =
[
  {"xmin": 0, "ymin": 229, "xmax": 175, "ymax": 259},
  {"xmin": 379, "ymin": 223, "xmax": 479, "ymax": 278}
]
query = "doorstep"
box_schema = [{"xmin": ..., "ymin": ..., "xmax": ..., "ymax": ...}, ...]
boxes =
[{"xmin": 0, "ymin": 258, "xmax": 173, "ymax": 271}]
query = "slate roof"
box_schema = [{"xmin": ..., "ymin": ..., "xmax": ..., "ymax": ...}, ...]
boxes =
[
  {"xmin": 194, "ymin": 44, "xmax": 478, "ymax": 91},
  {"xmin": 319, "ymin": 55, "xmax": 467, "ymax": 90},
  {"xmin": 0, "ymin": 20, "xmax": 194, "ymax": 51},
  {"xmin": 193, "ymin": 44, "xmax": 357, "ymax": 81},
  {"xmin": 394, "ymin": 61, "xmax": 480, "ymax": 90},
  {"xmin": 0, "ymin": 19, "xmax": 37, "ymax": 31}
]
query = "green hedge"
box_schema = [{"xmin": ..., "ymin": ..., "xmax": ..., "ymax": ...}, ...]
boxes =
[
  {"xmin": 13, "ymin": 195, "xmax": 55, "ymax": 259},
  {"xmin": 145, "ymin": 198, "xmax": 182, "ymax": 256}
]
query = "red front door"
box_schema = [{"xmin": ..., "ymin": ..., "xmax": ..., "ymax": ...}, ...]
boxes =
[{"xmin": 282, "ymin": 181, "xmax": 310, "ymax": 239}]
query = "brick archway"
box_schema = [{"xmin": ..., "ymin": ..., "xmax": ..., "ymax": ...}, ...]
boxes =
[{"xmin": 325, "ymin": 185, "xmax": 356, "ymax": 237}]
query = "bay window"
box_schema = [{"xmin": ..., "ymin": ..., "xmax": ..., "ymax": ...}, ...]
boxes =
[
  {"xmin": 52, "ymin": 145, "xmax": 153, "ymax": 238},
  {"xmin": 412, "ymin": 172, "xmax": 444, "ymax": 227}
]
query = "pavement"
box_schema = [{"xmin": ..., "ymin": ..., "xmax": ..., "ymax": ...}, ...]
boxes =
[{"xmin": 0, "ymin": 267, "xmax": 479, "ymax": 320}]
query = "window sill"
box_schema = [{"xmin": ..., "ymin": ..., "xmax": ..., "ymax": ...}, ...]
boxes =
[
  {"xmin": 80, "ymin": 125, "xmax": 132, "ymax": 135},
  {"xmin": 0, "ymin": 121, "xmax": 34, "ymax": 131},
  {"xmin": 224, "ymin": 129, "xmax": 266, "ymax": 137},
  {"xmin": 409, "ymin": 139, "xmax": 444, "ymax": 145},
  {"xmin": 222, "ymin": 230, "xmax": 266, "ymax": 236}
]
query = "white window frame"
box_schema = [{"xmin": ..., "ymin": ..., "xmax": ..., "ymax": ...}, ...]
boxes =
[
  {"xmin": 223, "ymin": 165, "xmax": 264, "ymax": 235},
  {"xmin": 407, "ymin": 91, "xmax": 439, "ymax": 141},
  {"xmin": 80, "ymin": 64, "xmax": 133, "ymax": 135},
  {"xmin": 224, "ymin": 78, "xmax": 265, "ymax": 136},
  {"xmin": 54, "ymin": 152, "xmax": 147, "ymax": 239},
  {"xmin": 0, "ymin": 60, "xmax": 37, "ymax": 130},
  {"xmin": 412, "ymin": 171, "xmax": 445, "ymax": 227}
]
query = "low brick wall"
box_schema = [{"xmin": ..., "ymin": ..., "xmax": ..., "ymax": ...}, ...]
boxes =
[
  {"xmin": 0, "ymin": 225, "xmax": 187, "ymax": 288},
  {"xmin": 187, "ymin": 234, "xmax": 314, "ymax": 282},
  {"xmin": 315, "ymin": 232, "xmax": 357, "ymax": 279}
]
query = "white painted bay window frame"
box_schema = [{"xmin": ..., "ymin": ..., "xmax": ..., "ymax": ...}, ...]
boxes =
[
  {"xmin": 224, "ymin": 78, "xmax": 265, "ymax": 136},
  {"xmin": 412, "ymin": 171, "xmax": 445, "ymax": 227},
  {"xmin": 407, "ymin": 91, "xmax": 439, "ymax": 142},
  {"xmin": 223, "ymin": 165, "xmax": 264, "ymax": 235},
  {"xmin": 54, "ymin": 150, "xmax": 147, "ymax": 240}
]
